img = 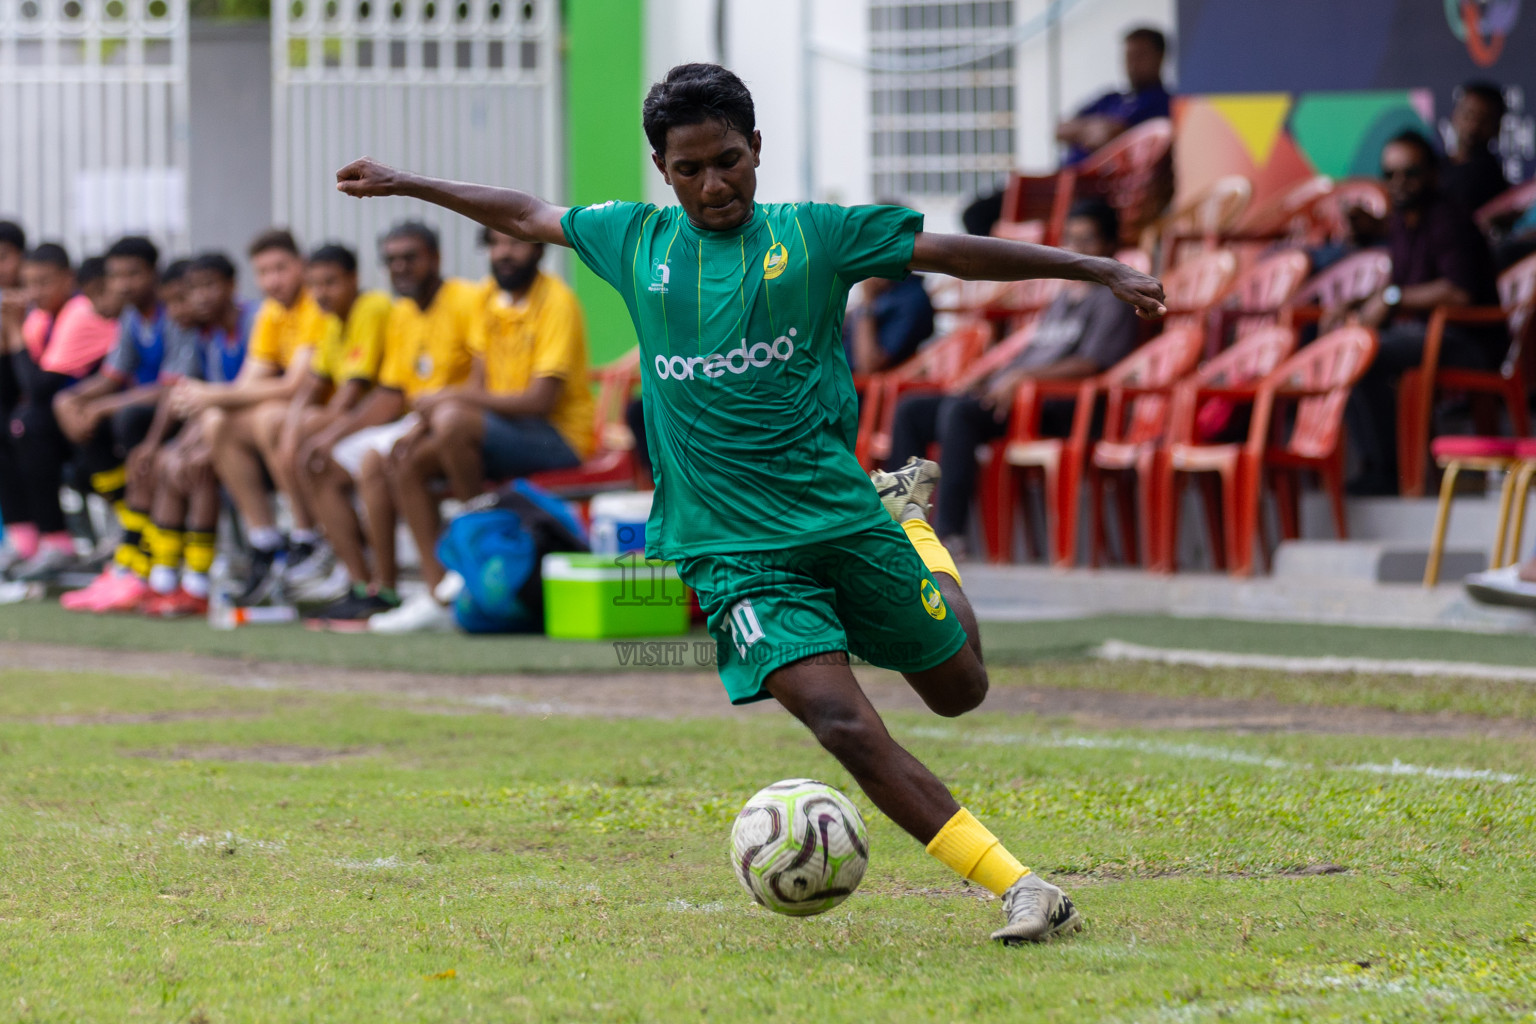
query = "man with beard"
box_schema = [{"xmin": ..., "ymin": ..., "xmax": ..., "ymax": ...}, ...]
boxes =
[
  {"xmin": 365, "ymin": 227, "xmax": 592, "ymax": 634},
  {"xmin": 299, "ymin": 221, "xmax": 480, "ymax": 629}
]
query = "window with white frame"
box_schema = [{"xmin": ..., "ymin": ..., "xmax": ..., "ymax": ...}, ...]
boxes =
[{"xmin": 869, "ymin": 0, "xmax": 1015, "ymax": 202}]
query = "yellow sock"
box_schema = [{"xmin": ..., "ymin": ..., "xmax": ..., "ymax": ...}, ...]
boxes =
[
  {"xmin": 901, "ymin": 517, "xmax": 962, "ymax": 587},
  {"xmin": 925, "ymin": 808, "xmax": 1029, "ymax": 896},
  {"xmin": 148, "ymin": 523, "xmax": 185, "ymax": 572},
  {"xmin": 92, "ymin": 465, "xmax": 128, "ymax": 504},
  {"xmin": 183, "ymin": 530, "xmax": 216, "ymax": 575},
  {"xmin": 115, "ymin": 506, "xmax": 149, "ymax": 574}
]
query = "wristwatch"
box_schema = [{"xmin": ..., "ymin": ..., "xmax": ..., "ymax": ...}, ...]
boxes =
[{"xmin": 1382, "ymin": 285, "xmax": 1402, "ymax": 308}]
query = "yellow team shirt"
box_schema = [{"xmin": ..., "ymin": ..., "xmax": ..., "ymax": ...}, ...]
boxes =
[
  {"xmin": 378, "ymin": 278, "xmax": 480, "ymax": 401},
  {"xmin": 473, "ymin": 271, "xmax": 595, "ymax": 460},
  {"xmin": 311, "ymin": 290, "xmax": 391, "ymax": 385},
  {"xmin": 247, "ymin": 289, "xmax": 328, "ymax": 370}
]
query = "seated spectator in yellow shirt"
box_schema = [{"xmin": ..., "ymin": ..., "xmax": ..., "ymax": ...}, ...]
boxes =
[
  {"xmin": 299, "ymin": 221, "xmax": 478, "ymax": 629},
  {"xmin": 368, "ymin": 229, "xmax": 593, "ymax": 634},
  {"xmin": 168, "ymin": 228, "xmax": 329, "ymax": 604},
  {"xmin": 277, "ymin": 243, "xmax": 391, "ymax": 601}
]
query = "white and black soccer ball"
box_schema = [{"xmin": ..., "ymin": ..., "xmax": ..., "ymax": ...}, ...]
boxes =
[{"xmin": 730, "ymin": 779, "xmax": 869, "ymax": 916}]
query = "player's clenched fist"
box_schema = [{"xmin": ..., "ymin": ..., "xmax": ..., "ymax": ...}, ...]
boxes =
[{"xmin": 335, "ymin": 157, "xmax": 404, "ymax": 198}]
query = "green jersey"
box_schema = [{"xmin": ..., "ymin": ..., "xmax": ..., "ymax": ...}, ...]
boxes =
[{"xmin": 561, "ymin": 200, "xmax": 923, "ymax": 560}]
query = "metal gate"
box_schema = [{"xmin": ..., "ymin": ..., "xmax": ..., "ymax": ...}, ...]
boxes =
[
  {"xmin": 272, "ymin": 0, "xmax": 560, "ymax": 286},
  {"xmin": 0, "ymin": 0, "xmax": 191, "ymax": 260}
]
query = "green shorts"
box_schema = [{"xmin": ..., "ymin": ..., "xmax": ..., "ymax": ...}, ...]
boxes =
[{"xmin": 675, "ymin": 519, "xmax": 970, "ymax": 705}]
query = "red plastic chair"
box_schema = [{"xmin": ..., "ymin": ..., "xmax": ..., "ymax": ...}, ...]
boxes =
[
  {"xmin": 855, "ymin": 320, "xmax": 991, "ymax": 469},
  {"xmin": 1396, "ymin": 251, "xmax": 1536, "ymax": 496},
  {"xmin": 1152, "ymin": 174, "xmax": 1254, "ymax": 270},
  {"xmin": 1160, "ymin": 326, "xmax": 1379, "ymax": 576},
  {"xmin": 1227, "ymin": 175, "xmax": 1336, "ymax": 245},
  {"xmin": 986, "ymin": 325, "xmax": 1200, "ymax": 567},
  {"xmin": 1209, "ymin": 250, "xmax": 1313, "ymax": 351},
  {"xmin": 526, "ymin": 348, "xmax": 642, "ymax": 498},
  {"xmin": 1475, "ymin": 179, "xmax": 1536, "ymax": 236},
  {"xmin": 1083, "ymin": 325, "xmax": 1207, "ymax": 567},
  {"xmin": 1160, "ymin": 249, "xmax": 1239, "ymax": 332},
  {"xmin": 1280, "ymin": 250, "xmax": 1392, "ymax": 331},
  {"xmin": 1074, "ymin": 118, "xmax": 1177, "ymax": 247},
  {"xmin": 1307, "ymin": 178, "xmax": 1390, "ymax": 246}
]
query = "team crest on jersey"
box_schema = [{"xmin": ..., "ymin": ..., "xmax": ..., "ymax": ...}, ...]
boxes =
[
  {"xmin": 649, "ymin": 259, "xmax": 671, "ymax": 295},
  {"xmin": 762, "ymin": 242, "xmax": 789, "ymax": 280},
  {"xmin": 920, "ymin": 578, "xmax": 947, "ymax": 620}
]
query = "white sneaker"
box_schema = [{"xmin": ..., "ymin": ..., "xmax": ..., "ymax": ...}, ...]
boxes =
[
  {"xmin": 1464, "ymin": 565, "xmax": 1536, "ymax": 610},
  {"xmin": 290, "ymin": 562, "xmax": 351, "ymax": 604},
  {"xmin": 990, "ymin": 872, "xmax": 1082, "ymax": 944},
  {"xmin": 367, "ymin": 591, "xmax": 457, "ymax": 634},
  {"xmin": 870, "ymin": 457, "xmax": 941, "ymax": 523}
]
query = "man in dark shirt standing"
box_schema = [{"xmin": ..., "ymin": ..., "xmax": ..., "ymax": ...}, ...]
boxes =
[
  {"xmin": 1341, "ymin": 130, "xmax": 1502, "ymax": 495},
  {"xmin": 886, "ymin": 201, "xmax": 1138, "ymax": 556},
  {"xmin": 843, "ymin": 272, "xmax": 934, "ymax": 375},
  {"xmin": 1442, "ymin": 81, "xmax": 1509, "ymax": 216},
  {"xmin": 1057, "ymin": 27, "xmax": 1172, "ymax": 167}
]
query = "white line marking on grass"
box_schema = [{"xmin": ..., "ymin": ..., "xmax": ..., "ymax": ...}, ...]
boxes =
[
  {"xmin": 1096, "ymin": 639, "xmax": 1536, "ymax": 684},
  {"xmin": 336, "ymin": 855, "xmax": 409, "ymax": 869},
  {"xmin": 906, "ymin": 728, "xmax": 1524, "ymax": 784}
]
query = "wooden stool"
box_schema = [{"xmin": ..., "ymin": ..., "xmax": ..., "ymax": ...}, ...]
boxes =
[{"xmin": 1424, "ymin": 436, "xmax": 1519, "ymax": 586}]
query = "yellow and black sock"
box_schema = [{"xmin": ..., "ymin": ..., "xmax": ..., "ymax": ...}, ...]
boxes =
[
  {"xmin": 925, "ymin": 807, "xmax": 1028, "ymax": 896},
  {"xmin": 901, "ymin": 517, "xmax": 962, "ymax": 587},
  {"xmin": 115, "ymin": 506, "xmax": 150, "ymax": 577},
  {"xmin": 147, "ymin": 523, "xmax": 185, "ymax": 594},
  {"xmin": 91, "ymin": 465, "xmax": 128, "ymax": 507},
  {"xmin": 183, "ymin": 530, "xmax": 215, "ymax": 576}
]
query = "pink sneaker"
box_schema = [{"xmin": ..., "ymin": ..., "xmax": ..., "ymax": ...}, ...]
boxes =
[
  {"xmin": 82, "ymin": 573, "xmax": 150, "ymax": 614},
  {"xmin": 61, "ymin": 568, "xmax": 123, "ymax": 611}
]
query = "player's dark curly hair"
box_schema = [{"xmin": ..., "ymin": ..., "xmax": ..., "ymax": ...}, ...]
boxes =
[
  {"xmin": 382, "ymin": 220, "xmax": 439, "ymax": 255},
  {"xmin": 1067, "ymin": 199, "xmax": 1120, "ymax": 248},
  {"xmin": 642, "ymin": 63, "xmax": 756, "ymax": 156},
  {"xmin": 309, "ymin": 243, "xmax": 358, "ymax": 274},
  {"xmin": 0, "ymin": 220, "xmax": 25, "ymax": 253},
  {"xmin": 191, "ymin": 251, "xmax": 237, "ymax": 282},
  {"xmin": 106, "ymin": 235, "xmax": 159, "ymax": 270},
  {"xmin": 25, "ymin": 243, "xmax": 71, "ymax": 271},
  {"xmin": 161, "ymin": 258, "xmax": 193, "ymax": 284}
]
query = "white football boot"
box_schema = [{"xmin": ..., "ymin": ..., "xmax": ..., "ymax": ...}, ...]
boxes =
[
  {"xmin": 870, "ymin": 457, "xmax": 941, "ymax": 523},
  {"xmin": 991, "ymin": 873, "xmax": 1082, "ymax": 944}
]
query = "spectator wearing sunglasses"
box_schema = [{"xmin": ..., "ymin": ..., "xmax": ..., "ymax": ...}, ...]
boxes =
[{"xmin": 1338, "ymin": 130, "xmax": 1501, "ymax": 496}]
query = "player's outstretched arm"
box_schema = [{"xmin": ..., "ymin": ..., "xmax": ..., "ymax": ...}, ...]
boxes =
[
  {"xmin": 335, "ymin": 157, "xmax": 569, "ymax": 247},
  {"xmin": 910, "ymin": 232, "xmax": 1167, "ymax": 319}
]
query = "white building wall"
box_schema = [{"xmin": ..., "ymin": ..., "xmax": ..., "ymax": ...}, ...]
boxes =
[{"xmin": 645, "ymin": 0, "xmax": 1176, "ymax": 231}]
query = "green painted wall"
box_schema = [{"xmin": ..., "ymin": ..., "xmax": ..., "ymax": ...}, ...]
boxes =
[{"xmin": 563, "ymin": 0, "xmax": 647, "ymax": 365}]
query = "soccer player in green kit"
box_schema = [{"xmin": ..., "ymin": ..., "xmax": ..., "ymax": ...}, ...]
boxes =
[{"xmin": 336, "ymin": 63, "xmax": 1166, "ymax": 943}]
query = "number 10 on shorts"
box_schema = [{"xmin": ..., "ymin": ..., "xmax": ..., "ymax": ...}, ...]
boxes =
[{"xmin": 727, "ymin": 599, "xmax": 765, "ymax": 658}]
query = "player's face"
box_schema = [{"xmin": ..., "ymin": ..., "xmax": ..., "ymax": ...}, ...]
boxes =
[
  {"xmin": 1381, "ymin": 141, "xmax": 1432, "ymax": 210},
  {"xmin": 186, "ymin": 269, "xmax": 234, "ymax": 328},
  {"xmin": 1060, "ymin": 216, "xmax": 1113, "ymax": 257},
  {"xmin": 1124, "ymin": 38, "xmax": 1162, "ymax": 90},
  {"xmin": 306, "ymin": 261, "xmax": 357, "ymax": 316},
  {"xmin": 162, "ymin": 279, "xmax": 193, "ymax": 328},
  {"xmin": 382, "ymin": 236, "xmax": 439, "ymax": 303},
  {"xmin": 652, "ymin": 120, "xmax": 762, "ymax": 232},
  {"xmin": 84, "ymin": 276, "xmax": 124, "ymax": 319},
  {"xmin": 1452, "ymin": 93, "xmax": 1501, "ymax": 150},
  {"xmin": 107, "ymin": 255, "xmax": 158, "ymax": 311},
  {"xmin": 487, "ymin": 231, "xmax": 542, "ymax": 292},
  {"xmin": 252, "ymin": 248, "xmax": 305, "ymax": 307},
  {"xmin": 0, "ymin": 245, "xmax": 21, "ymax": 289},
  {"xmin": 22, "ymin": 262, "xmax": 74, "ymax": 315}
]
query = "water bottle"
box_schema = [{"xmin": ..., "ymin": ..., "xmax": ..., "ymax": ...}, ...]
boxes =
[{"xmin": 207, "ymin": 556, "xmax": 236, "ymax": 630}]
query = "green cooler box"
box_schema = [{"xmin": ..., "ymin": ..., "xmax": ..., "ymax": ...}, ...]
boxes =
[{"xmin": 541, "ymin": 553, "xmax": 692, "ymax": 639}]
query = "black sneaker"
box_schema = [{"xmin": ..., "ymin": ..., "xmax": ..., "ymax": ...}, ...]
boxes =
[
  {"xmin": 310, "ymin": 590, "xmax": 400, "ymax": 633},
  {"xmin": 236, "ymin": 546, "xmax": 286, "ymax": 607}
]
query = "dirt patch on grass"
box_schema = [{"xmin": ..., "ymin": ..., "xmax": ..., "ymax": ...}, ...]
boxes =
[
  {"xmin": 124, "ymin": 744, "xmax": 375, "ymax": 764},
  {"xmin": 5, "ymin": 640, "xmax": 1535, "ymax": 740}
]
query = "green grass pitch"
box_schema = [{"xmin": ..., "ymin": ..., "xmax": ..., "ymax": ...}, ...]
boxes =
[{"xmin": 3, "ymin": 662, "xmax": 1536, "ymax": 1022}]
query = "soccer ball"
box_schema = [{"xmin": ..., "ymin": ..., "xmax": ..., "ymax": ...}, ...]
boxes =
[{"xmin": 730, "ymin": 779, "xmax": 869, "ymax": 916}]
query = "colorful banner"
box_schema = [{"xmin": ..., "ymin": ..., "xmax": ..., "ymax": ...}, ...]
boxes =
[{"xmin": 1177, "ymin": 0, "xmax": 1535, "ymax": 184}]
